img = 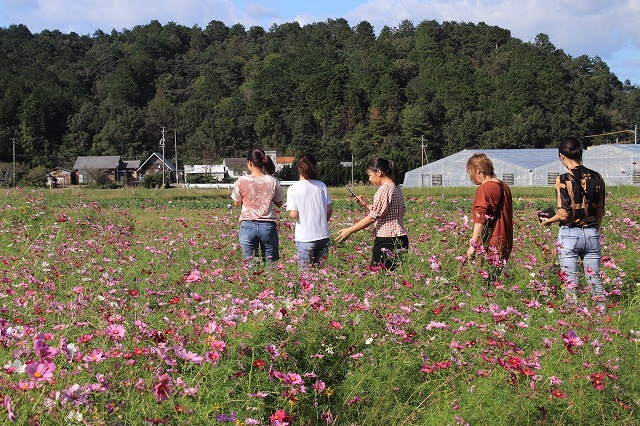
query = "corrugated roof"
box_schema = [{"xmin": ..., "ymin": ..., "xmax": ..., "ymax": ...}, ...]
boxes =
[
  {"xmin": 589, "ymin": 144, "xmax": 640, "ymax": 154},
  {"xmin": 121, "ymin": 160, "xmax": 141, "ymax": 169},
  {"xmin": 73, "ymin": 156, "xmax": 121, "ymax": 170},
  {"xmin": 461, "ymin": 149, "xmax": 559, "ymax": 170}
]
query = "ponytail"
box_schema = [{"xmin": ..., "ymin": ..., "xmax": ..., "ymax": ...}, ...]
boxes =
[
  {"xmin": 367, "ymin": 157, "xmax": 399, "ymax": 185},
  {"xmin": 247, "ymin": 148, "xmax": 275, "ymax": 175}
]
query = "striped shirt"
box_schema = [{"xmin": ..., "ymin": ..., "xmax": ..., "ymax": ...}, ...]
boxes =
[
  {"xmin": 368, "ymin": 182, "xmax": 407, "ymax": 238},
  {"xmin": 554, "ymin": 165, "xmax": 605, "ymax": 227}
]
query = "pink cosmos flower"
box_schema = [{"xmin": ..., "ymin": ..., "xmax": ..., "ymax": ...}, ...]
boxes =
[
  {"xmin": 313, "ymin": 380, "xmax": 326, "ymax": 392},
  {"xmin": 329, "ymin": 320, "xmax": 343, "ymax": 330},
  {"xmin": 590, "ymin": 372, "xmax": 606, "ymax": 391},
  {"xmin": 284, "ymin": 372, "xmax": 303, "ymax": 385},
  {"xmin": 551, "ymin": 388, "xmax": 567, "ymax": 398},
  {"xmin": 34, "ymin": 336, "xmax": 59, "ymax": 361},
  {"xmin": 61, "ymin": 384, "xmax": 88, "ymax": 405},
  {"xmin": 210, "ymin": 340, "xmax": 226, "ymax": 352},
  {"xmin": 549, "ymin": 376, "xmax": 563, "ymax": 386},
  {"xmin": 185, "ymin": 270, "xmax": 202, "ymax": 283},
  {"xmin": 347, "ymin": 396, "xmax": 363, "ymax": 405},
  {"xmin": 174, "ymin": 347, "xmax": 204, "ymax": 364},
  {"xmin": 156, "ymin": 348, "xmax": 177, "ymax": 366},
  {"xmin": 25, "ymin": 361, "xmax": 55, "ymax": 382},
  {"xmin": 78, "ymin": 334, "xmax": 94, "ymax": 344},
  {"xmin": 266, "ymin": 343, "xmax": 280, "ymax": 360},
  {"xmin": 270, "ymin": 409, "xmax": 292, "ymax": 426},
  {"xmin": 4, "ymin": 395, "xmax": 15, "ymax": 422},
  {"xmin": 83, "ymin": 349, "xmax": 105, "ymax": 363},
  {"xmin": 153, "ymin": 374, "xmax": 174, "ymax": 402},
  {"xmin": 105, "ymin": 324, "xmax": 126, "ymax": 340},
  {"xmin": 206, "ymin": 351, "xmax": 220, "ymax": 364},
  {"xmin": 561, "ymin": 330, "xmax": 584, "ymax": 354}
]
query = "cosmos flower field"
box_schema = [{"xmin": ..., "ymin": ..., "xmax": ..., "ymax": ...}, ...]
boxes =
[{"xmin": 0, "ymin": 186, "xmax": 638, "ymax": 425}]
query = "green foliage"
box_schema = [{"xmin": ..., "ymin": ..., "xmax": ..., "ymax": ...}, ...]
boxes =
[
  {"xmin": 0, "ymin": 187, "xmax": 638, "ymax": 425},
  {"xmin": 20, "ymin": 164, "xmax": 48, "ymax": 187},
  {"xmin": 1, "ymin": 19, "xmax": 639, "ymax": 174},
  {"xmin": 141, "ymin": 172, "xmax": 169, "ymax": 188}
]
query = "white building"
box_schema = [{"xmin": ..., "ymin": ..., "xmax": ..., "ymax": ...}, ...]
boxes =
[{"xmin": 184, "ymin": 164, "xmax": 226, "ymax": 182}]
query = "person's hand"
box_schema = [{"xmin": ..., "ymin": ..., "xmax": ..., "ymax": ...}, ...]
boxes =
[
  {"xmin": 354, "ymin": 195, "xmax": 368, "ymax": 209},
  {"xmin": 335, "ymin": 228, "xmax": 353, "ymax": 243},
  {"xmin": 540, "ymin": 218, "xmax": 553, "ymax": 226},
  {"xmin": 466, "ymin": 245, "xmax": 476, "ymax": 258}
]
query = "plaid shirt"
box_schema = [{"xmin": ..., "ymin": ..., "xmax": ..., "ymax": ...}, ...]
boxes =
[
  {"xmin": 368, "ymin": 182, "xmax": 407, "ymax": 238},
  {"xmin": 555, "ymin": 165, "xmax": 605, "ymax": 227}
]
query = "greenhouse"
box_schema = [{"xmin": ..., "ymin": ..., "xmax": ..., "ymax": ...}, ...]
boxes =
[{"xmin": 402, "ymin": 144, "xmax": 640, "ymax": 187}]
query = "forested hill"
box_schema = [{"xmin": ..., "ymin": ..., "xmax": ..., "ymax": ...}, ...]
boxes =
[{"xmin": 1, "ymin": 18, "xmax": 639, "ymax": 171}]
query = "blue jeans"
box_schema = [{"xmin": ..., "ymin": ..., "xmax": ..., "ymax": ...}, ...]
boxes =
[
  {"xmin": 557, "ymin": 225, "xmax": 603, "ymax": 298},
  {"xmin": 296, "ymin": 238, "xmax": 330, "ymax": 269},
  {"xmin": 238, "ymin": 221, "xmax": 279, "ymax": 266}
]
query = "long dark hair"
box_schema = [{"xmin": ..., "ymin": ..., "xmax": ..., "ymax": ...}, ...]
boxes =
[
  {"xmin": 367, "ymin": 157, "xmax": 399, "ymax": 185},
  {"xmin": 297, "ymin": 153, "xmax": 318, "ymax": 180},
  {"xmin": 247, "ymin": 148, "xmax": 275, "ymax": 175},
  {"xmin": 559, "ymin": 137, "xmax": 583, "ymax": 163}
]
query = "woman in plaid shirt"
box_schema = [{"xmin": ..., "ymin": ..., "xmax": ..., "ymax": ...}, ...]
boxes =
[{"xmin": 336, "ymin": 158, "xmax": 408, "ymax": 270}]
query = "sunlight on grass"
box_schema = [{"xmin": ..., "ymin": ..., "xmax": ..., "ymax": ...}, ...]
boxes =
[{"xmin": 0, "ymin": 186, "xmax": 638, "ymax": 424}]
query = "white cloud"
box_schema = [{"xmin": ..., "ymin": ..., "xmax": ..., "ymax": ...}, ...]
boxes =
[
  {"xmin": 2, "ymin": 0, "xmax": 245, "ymax": 34},
  {"xmin": 244, "ymin": 2, "xmax": 280, "ymax": 21}
]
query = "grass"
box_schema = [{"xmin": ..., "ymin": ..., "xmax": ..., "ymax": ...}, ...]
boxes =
[{"xmin": 0, "ymin": 185, "xmax": 638, "ymax": 425}]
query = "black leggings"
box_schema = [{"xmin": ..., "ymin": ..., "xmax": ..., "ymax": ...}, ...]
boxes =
[{"xmin": 372, "ymin": 235, "xmax": 409, "ymax": 270}]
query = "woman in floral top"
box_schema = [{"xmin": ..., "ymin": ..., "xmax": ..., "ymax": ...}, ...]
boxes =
[
  {"xmin": 335, "ymin": 157, "xmax": 408, "ymax": 269},
  {"xmin": 231, "ymin": 148, "xmax": 283, "ymax": 266}
]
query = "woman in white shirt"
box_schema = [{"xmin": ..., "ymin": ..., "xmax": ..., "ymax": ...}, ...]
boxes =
[{"xmin": 286, "ymin": 154, "xmax": 332, "ymax": 269}]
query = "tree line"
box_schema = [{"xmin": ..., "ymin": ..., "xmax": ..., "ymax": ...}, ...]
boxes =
[{"xmin": 1, "ymin": 18, "xmax": 639, "ymax": 184}]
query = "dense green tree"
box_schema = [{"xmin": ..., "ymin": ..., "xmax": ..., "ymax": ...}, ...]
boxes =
[{"xmin": 1, "ymin": 18, "xmax": 639, "ymax": 173}]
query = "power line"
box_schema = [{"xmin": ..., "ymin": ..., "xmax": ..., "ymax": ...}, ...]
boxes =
[{"xmin": 585, "ymin": 126, "xmax": 637, "ymax": 144}]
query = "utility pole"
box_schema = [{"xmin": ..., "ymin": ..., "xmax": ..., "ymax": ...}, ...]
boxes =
[
  {"xmin": 351, "ymin": 153, "xmax": 354, "ymax": 185},
  {"xmin": 160, "ymin": 127, "xmax": 166, "ymax": 188},
  {"xmin": 420, "ymin": 136, "xmax": 429, "ymax": 166},
  {"xmin": 11, "ymin": 137, "xmax": 17, "ymax": 188},
  {"xmin": 174, "ymin": 129, "xmax": 179, "ymax": 184}
]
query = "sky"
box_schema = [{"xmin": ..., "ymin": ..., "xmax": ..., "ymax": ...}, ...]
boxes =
[{"xmin": 1, "ymin": 0, "xmax": 639, "ymax": 86}]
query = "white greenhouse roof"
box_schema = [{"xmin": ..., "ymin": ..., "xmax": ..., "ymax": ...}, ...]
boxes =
[{"xmin": 403, "ymin": 145, "xmax": 640, "ymax": 187}]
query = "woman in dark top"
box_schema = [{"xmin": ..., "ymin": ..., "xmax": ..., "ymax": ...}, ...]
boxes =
[{"xmin": 541, "ymin": 137, "xmax": 606, "ymax": 308}]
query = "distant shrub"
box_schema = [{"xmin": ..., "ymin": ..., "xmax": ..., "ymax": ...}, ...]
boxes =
[
  {"xmin": 21, "ymin": 165, "xmax": 48, "ymax": 187},
  {"xmin": 142, "ymin": 173, "xmax": 169, "ymax": 188}
]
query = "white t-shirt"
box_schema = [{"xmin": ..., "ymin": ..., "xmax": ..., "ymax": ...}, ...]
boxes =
[{"xmin": 286, "ymin": 180, "xmax": 331, "ymax": 242}]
